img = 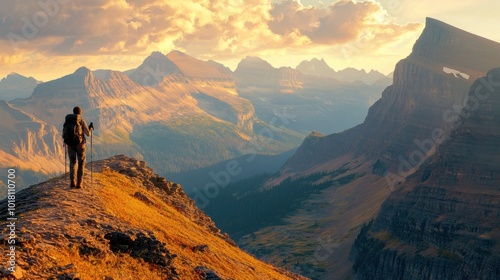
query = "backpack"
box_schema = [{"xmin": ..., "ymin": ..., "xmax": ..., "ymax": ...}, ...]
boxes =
[{"xmin": 63, "ymin": 114, "xmax": 84, "ymax": 147}]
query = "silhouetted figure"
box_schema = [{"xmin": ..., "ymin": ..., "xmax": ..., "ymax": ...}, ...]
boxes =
[{"xmin": 63, "ymin": 106, "xmax": 93, "ymax": 189}]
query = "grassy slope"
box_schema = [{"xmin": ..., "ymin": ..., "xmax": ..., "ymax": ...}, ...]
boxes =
[{"xmin": 17, "ymin": 169, "xmax": 303, "ymax": 280}]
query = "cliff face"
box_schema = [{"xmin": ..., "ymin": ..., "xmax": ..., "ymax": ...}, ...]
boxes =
[
  {"xmin": 236, "ymin": 18, "xmax": 500, "ymax": 280},
  {"xmin": 351, "ymin": 69, "xmax": 500, "ymax": 280},
  {"xmin": 0, "ymin": 100, "xmax": 62, "ymax": 174},
  {"xmin": 278, "ymin": 17, "xmax": 500, "ymax": 179},
  {"xmin": 0, "ymin": 155, "xmax": 306, "ymax": 279}
]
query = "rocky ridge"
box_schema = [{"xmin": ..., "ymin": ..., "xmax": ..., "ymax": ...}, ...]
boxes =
[{"xmin": 0, "ymin": 155, "xmax": 306, "ymax": 279}]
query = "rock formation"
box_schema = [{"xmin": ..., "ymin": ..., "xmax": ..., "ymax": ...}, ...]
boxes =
[{"xmin": 351, "ymin": 68, "xmax": 500, "ymax": 280}]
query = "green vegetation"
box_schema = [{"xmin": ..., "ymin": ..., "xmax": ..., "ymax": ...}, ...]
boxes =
[
  {"xmin": 204, "ymin": 166, "xmax": 361, "ymax": 240},
  {"xmin": 438, "ymin": 248, "xmax": 463, "ymax": 261}
]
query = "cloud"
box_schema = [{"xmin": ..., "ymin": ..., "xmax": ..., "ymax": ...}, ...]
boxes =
[
  {"xmin": 0, "ymin": 0, "xmax": 419, "ymax": 55},
  {"xmin": 0, "ymin": 0, "xmax": 422, "ymax": 80},
  {"xmin": 269, "ymin": 0, "xmax": 420, "ymax": 45}
]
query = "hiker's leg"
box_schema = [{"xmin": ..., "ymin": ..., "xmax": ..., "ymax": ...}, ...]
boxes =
[
  {"xmin": 68, "ymin": 146, "xmax": 77, "ymax": 188},
  {"xmin": 76, "ymin": 145, "xmax": 86, "ymax": 188}
]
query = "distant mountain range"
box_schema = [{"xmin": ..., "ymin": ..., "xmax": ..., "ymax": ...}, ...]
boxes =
[
  {"xmin": 0, "ymin": 73, "xmax": 41, "ymax": 101},
  {"xmin": 296, "ymin": 58, "xmax": 391, "ymax": 85},
  {"xmin": 0, "ymin": 49, "xmax": 387, "ymax": 197},
  {"xmin": 233, "ymin": 56, "xmax": 388, "ymax": 134},
  {"xmin": 205, "ymin": 17, "xmax": 500, "ymax": 279},
  {"xmin": 10, "ymin": 54, "xmax": 302, "ymax": 178}
]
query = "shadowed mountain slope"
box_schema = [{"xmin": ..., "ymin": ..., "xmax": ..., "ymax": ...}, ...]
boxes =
[{"xmin": 351, "ymin": 68, "xmax": 500, "ymax": 280}]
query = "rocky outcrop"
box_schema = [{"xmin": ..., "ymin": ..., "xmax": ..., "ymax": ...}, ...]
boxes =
[
  {"xmin": 91, "ymin": 155, "xmax": 235, "ymax": 242},
  {"xmin": 351, "ymin": 69, "xmax": 500, "ymax": 280}
]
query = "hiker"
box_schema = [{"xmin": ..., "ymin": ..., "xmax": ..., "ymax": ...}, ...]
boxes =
[{"xmin": 63, "ymin": 106, "xmax": 94, "ymax": 189}]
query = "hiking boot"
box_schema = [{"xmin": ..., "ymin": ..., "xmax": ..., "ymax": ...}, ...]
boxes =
[
  {"xmin": 70, "ymin": 183, "xmax": 76, "ymax": 188},
  {"xmin": 75, "ymin": 184, "xmax": 83, "ymax": 189}
]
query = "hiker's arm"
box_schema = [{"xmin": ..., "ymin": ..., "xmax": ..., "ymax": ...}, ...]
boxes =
[{"xmin": 82, "ymin": 120, "xmax": 91, "ymax": 137}]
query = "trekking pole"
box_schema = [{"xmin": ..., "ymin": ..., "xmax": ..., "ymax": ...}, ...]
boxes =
[
  {"xmin": 91, "ymin": 129, "xmax": 93, "ymax": 187},
  {"xmin": 64, "ymin": 142, "xmax": 67, "ymax": 180}
]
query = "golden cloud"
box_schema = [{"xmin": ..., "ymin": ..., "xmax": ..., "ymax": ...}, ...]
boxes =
[{"xmin": 0, "ymin": 0, "xmax": 420, "ymax": 56}]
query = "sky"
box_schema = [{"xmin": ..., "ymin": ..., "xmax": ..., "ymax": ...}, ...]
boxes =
[{"xmin": 1, "ymin": 0, "xmax": 499, "ymax": 81}]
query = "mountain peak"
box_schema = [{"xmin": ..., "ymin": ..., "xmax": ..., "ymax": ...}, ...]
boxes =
[
  {"xmin": 73, "ymin": 66, "xmax": 93, "ymax": 77},
  {"xmin": 130, "ymin": 50, "xmax": 232, "ymax": 85},
  {"xmin": 7, "ymin": 72, "xmax": 22, "ymax": 78},
  {"xmin": 0, "ymin": 155, "xmax": 304, "ymax": 279},
  {"xmin": 352, "ymin": 69, "xmax": 500, "ymax": 279},
  {"xmin": 166, "ymin": 51, "xmax": 231, "ymax": 79},
  {"xmin": 410, "ymin": 17, "xmax": 500, "ymax": 77},
  {"xmin": 2, "ymin": 72, "xmax": 38, "ymax": 82},
  {"xmin": 296, "ymin": 58, "xmax": 335, "ymax": 77},
  {"xmin": 166, "ymin": 49, "xmax": 186, "ymax": 57},
  {"xmin": 239, "ymin": 56, "xmax": 274, "ymax": 68},
  {"xmin": 234, "ymin": 56, "xmax": 276, "ymax": 79},
  {"xmin": 149, "ymin": 51, "xmax": 168, "ymax": 59},
  {"xmin": 128, "ymin": 51, "xmax": 178, "ymax": 85},
  {"xmin": 0, "ymin": 72, "xmax": 41, "ymax": 101}
]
